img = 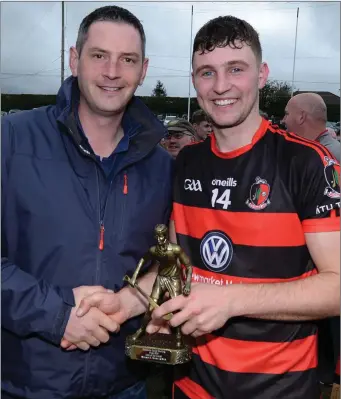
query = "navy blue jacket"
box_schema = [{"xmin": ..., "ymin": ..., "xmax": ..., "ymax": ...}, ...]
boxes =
[{"xmin": 1, "ymin": 77, "xmax": 173, "ymax": 398}]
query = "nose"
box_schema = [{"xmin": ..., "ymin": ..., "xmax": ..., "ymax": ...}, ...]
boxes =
[
  {"xmin": 212, "ymin": 71, "xmax": 232, "ymax": 95},
  {"xmin": 103, "ymin": 57, "xmax": 120, "ymax": 80},
  {"xmin": 169, "ymin": 135, "xmax": 177, "ymax": 143}
]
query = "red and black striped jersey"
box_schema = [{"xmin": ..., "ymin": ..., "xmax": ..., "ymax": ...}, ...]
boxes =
[{"xmin": 172, "ymin": 119, "xmax": 340, "ymax": 399}]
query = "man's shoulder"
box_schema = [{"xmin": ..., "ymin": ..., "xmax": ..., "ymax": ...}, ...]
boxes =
[
  {"xmin": 176, "ymin": 138, "xmax": 210, "ymax": 164},
  {"xmin": 317, "ymin": 133, "xmax": 340, "ymax": 162},
  {"xmin": 1, "ymin": 106, "xmax": 60, "ymax": 156},
  {"xmin": 269, "ymin": 124, "xmax": 331, "ymax": 166},
  {"xmin": 147, "ymin": 144, "xmax": 174, "ymax": 177},
  {"xmin": 2, "ymin": 106, "xmax": 56, "ymax": 136}
]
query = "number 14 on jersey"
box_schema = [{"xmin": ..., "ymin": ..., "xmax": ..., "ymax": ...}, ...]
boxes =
[{"xmin": 211, "ymin": 189, "xmax": 232, "ymax": 210}]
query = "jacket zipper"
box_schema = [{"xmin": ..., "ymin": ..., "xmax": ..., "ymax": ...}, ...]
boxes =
[
  {"xmin": 123, "ymin": 173, "xmax": 128, "ymax": 195},
  {"xmin": 96, "ymin": 169, "xmax": 113, "ymax": 252},
  {"xmin": 99, "ymin": 222, "xmax": 105, "ymax": 251}
]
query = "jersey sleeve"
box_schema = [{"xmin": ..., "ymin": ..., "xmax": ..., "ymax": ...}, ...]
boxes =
[{"xmin": 296, "ymin": 149, "xmax": 340, "ymax": 233}]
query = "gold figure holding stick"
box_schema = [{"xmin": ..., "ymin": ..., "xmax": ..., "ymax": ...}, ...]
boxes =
[{"xmin": 124, "ymin": 224, "xmax": 193, "ymax": 365}]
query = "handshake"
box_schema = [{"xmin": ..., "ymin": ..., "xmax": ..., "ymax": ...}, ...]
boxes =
[{"xmin": 60, "ymin": 285, "xmax": 129, "ymax": 351}]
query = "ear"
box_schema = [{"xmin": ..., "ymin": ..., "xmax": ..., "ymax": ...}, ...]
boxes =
[
  {"xmin": 139, "ymin": 57, "xmax": 149, "ymax": 85},
  {"xmin": 298, "ymin": 110, "xmax": 307, "ymax": 125},
  {"xmin": 69, "ymin": 46, "xmax": 79, "ymax": 77},
  {"xmin": 258, "ymin": 62, "xmax": 269, "ymax": 89},
  {"xmin": 191, "ymin": 71, "xmax": 195, "ymax": 90}
]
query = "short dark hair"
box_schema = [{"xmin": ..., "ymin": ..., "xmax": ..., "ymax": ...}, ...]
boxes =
[
  {"xmin": 76, "ymin": 6, "xmax": 146, "ymax": 58},
  {"xmin": 192, "ymin": 109, "xmax": 209, "ymax": 125},
  {"xmin": 193, "ymin": 16, "xmax": 262, "ymax": 63}
]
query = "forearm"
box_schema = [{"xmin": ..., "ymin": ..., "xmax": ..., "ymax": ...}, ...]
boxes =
[
  {"xmin": 119, "ymin": 264, "xmax": 158, "ymax": 319},
  {"xmin": 230, "ymin": 272, "xmax": 340, "ymax": 321},
  {"xmin": 2, "ymin": 257, "xmax": 74, "ymax": 343}
]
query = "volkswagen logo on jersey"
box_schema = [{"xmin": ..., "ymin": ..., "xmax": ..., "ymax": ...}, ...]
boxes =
[
  {"xmin": 246, "ymin": 177, "xmax": 271, "ymax": 210},
  {"xmin": 323, "ymin": 157, "xmax": 340, "ymax": 199},
  {"xmin": 200, "ymin": 231, "xmax": 233, "ymax": 273}
]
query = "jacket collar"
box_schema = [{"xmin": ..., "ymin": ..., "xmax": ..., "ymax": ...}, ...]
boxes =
[{"xmin": 56, "ymin": 76, "xmax": 167, "ymax": 166}]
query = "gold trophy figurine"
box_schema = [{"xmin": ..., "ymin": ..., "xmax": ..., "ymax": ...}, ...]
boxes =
[{"xmin": 123, "ymin": 224, "xmax": 193, "ymax": 365}]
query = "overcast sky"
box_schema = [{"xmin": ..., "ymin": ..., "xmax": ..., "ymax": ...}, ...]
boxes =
[{"xmin": 1, "ymin": 1, "xmax": 340, "ymax": 97}]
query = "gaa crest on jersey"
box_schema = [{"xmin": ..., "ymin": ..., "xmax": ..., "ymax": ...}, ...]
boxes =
[
  {"xmin": 323, "ymin": 157, "xmax": 340, "ymax": 199},
  {"xmin": 200, "ymin": 231, "xmax": 233, "ymax": 273},
  {"xmin": 246, "ymin": 177, "xmax": 271, "ymax": 210}
]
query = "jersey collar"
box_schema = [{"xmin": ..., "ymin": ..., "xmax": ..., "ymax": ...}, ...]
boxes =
[{"xmin": 210, "ymin": 118, "xmax": 270, "ymax": 159}]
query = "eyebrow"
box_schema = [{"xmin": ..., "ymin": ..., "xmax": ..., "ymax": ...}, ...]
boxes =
[
  {"xmin": 88, "ymin": 48, "xmax": 140, "ymax": 59},
  {"xmin": 88, "ymin": 47, "xmax": 109, "ymax": 54},
  {"xmin": 121, "ymin": 52, "xmax": 141, "ymax": 59},
  {"xmin": 195, "ymin": 59, "xmax": 250, "ymax": 75}
]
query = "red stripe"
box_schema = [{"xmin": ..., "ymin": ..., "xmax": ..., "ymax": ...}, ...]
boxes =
[
  {"xmin": 173, "ymin": 203, "xmax": 305, "ymax": 247},
  {"xmin": 302, "ymin": 217, "xmax": 340, "ymax": 233},
  {"xmin": 193, "ymin": 333, "xmax": 317, "ymax": 374},
  {"xmin": 190, "ymin": 265, "xmax": 318, "ymax": 285},
  {"xmin": 174, "ymin": 377, "xmax": 214, "ymax": 399},
  {"xmin": 269, "ymin": 126, "xmax": 335, "ymax": 162}
]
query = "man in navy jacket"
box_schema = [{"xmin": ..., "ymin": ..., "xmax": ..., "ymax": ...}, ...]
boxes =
[{"xmin": 1, "ymin": 6, "xmax": 173, "ymax": 399}]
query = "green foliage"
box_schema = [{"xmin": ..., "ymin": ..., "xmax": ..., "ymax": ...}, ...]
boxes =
[
  {"xmin": 151, "ymin": 80, "xmax": 167, "ymax": 97},
  {"xmin": 259, "ymin": 80, "xmax": 292, "ymax": 118},
  {"xmin": 1, "ymin": 94, "xmax": 56, "ymax": 112}
]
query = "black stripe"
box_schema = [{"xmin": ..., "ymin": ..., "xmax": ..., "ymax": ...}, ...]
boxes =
[
  {"xmin": 173, "ymin": 385, "xmax": 189, "ymax": 399},
  {"xmin": 179, "ymin": 355, "xmax": 320, "ymax": 399},
  {"xmin": 213, "ymin": 318, "xmax": 317, "ymax": 342},
  {"xmin": 178, "ymin": 233, "xmax": 313, "ymax": 279}
]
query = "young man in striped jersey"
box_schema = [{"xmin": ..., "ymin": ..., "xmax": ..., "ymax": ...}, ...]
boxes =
[{"xmin": 146, "ymin": 16, "xmax": 340, "ymax": 399}]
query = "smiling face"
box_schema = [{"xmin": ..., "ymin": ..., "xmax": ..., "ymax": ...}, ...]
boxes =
[
  {"xmin": 69, "ymin": 21, "xmax": 148, "ymax": 117},
  {"xmin": 192, "ymin": 43, "xmax": 268, "ymax": 129},
  {"xmin": 164, "ymin": 131, "xmax": 194, "ymax": 158}
]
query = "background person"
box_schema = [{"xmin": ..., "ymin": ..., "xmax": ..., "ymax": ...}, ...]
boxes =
[
  {"xmin": 191, "ymin": 109, "xmax": 212, "ymax": 140},
  {"xmin": 164, "ymin": 118, "xmax": 196, "ymax": 158},
  {"xmin": 283, "ymin": 93, "xmax": 340, "ymax": 161}
]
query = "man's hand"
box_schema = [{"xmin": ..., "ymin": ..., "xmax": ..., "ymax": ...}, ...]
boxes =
[
  {"xmin": 76, "ymin": 290, "xmax": 129, "ymax": 323},
  {"xmin": 61, "ymin": 286, "xmax": 121, "ymax": 351},
  {"xmin": 146, "ymin": 283, "xmax": 232, "ymax": 338}
]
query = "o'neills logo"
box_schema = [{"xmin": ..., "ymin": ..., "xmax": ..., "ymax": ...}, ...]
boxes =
[
  {"xmin": 323, "ymin": 157, "xmax": 340, "ymax": 199},
  {"xmin": 212, "ymin": 178, "xmax": 237, "ymax": 187},
  {"xmin": 246, "ymin": 177, "xmax": 271, "ymax": 210}
]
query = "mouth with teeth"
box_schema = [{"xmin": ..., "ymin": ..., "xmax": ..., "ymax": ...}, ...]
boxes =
[
  {"xmin": 213, "ymin": 99, "xmax": 237, "ymax": 107},
  {"xmin": 99, "ymin": 86, "xmax": 123, "ymax": 93}
]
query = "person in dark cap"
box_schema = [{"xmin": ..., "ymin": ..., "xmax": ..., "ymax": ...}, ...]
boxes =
[{"xmin": 164, "ymin": 119, "xmax": 196, "ymax": 158}]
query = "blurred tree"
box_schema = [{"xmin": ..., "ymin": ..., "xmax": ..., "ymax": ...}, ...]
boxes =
[
  {"xmin": 260, "ymin": 80, "xmax": 292, "ymax": 118},
  {"xmin": 151, "ymin": 80, "xmax": 167, "ymax": 97}
]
